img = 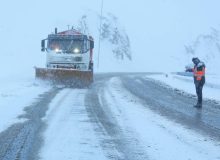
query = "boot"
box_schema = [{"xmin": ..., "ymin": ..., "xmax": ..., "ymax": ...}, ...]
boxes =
[{"xmin": 194, "ymin": 102, "xmax": 202, "ymax": 108}]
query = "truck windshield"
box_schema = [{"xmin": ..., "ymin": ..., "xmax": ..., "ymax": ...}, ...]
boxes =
[{"xmin": 48, "ymin": 39, "xmax": 88, "ymax": 54}]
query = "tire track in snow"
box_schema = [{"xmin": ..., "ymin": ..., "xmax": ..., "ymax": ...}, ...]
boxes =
[
  {"xmin": 0, "ymin": 88, "xmax": 60, "ymax": 160},
  {"xmin": 121, "ymin": 75, "xmax": 220, "ymax": 141},
  {"xmin": 39, "ymin": 88, "xmax": 107, "ymax": 160},
  {"xmin": 110, "ymin": 77, "xmax": 220, "ymax": 160},
  {"xmin": 85, "ymin": 78, "xmax": 149, "ymax": 160}
]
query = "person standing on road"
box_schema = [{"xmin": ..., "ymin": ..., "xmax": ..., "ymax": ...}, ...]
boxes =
[{"xmin": 186, "ymin": 57, "xmax": 206, "ymax": 108}]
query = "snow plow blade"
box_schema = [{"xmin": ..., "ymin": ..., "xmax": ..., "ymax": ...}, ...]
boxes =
[{"xmin": 35, "ymin": 67, "xmax": 93, "ymax": 87}]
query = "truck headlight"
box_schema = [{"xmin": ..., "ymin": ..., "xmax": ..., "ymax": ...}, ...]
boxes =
[
  {"xmin": 55, "ymin": 48, "xmax": 62, "ymax": 53},
  {"xmin": 73, "ymin": 48, "xmax": 80, "ymax": 53}
]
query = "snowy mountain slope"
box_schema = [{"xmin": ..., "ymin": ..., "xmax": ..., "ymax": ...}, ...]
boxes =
[
  {"xmin": 75, "ymin": 11, "xmax": 133, "ymax": 72},
  {"xmin": 77, "ymin": 13, "xmax": 132, "ymax": 61},
  {"xmin": 184, "ymin": 28, "xmax": 220, "ymax": 74},
  {"xmin": 1, "ymin": 0, "xmax": 220, "ymax": 75}
]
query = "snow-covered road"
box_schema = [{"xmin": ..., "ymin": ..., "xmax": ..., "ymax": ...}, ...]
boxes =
[
  {"xmin": 1, "ymin": 73, "xmax": 220, "ymax": 160},
  {"xmin": 40, "ymin": 88, "xmax": 107, "ymax": 160},
  {"xmin": 40, "ymin": 74, "xmax": 220, "ymax": 160}
]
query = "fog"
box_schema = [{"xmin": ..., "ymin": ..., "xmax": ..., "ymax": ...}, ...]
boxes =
[{"xmin": 1, "ymin": 0, "xmax": 220, "ymax": 76}]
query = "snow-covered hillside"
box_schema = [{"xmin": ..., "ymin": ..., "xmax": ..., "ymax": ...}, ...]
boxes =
[
  {"xmin": 1, "ymin": 0, "xmax": 220, "ymax": 76},
  {"xmin": 184, "ymin": 28, "xmax": 220, "ymax": 74},
  {"xmin": 75, "ymin": 11, "xmax": 133, "ymax": 72}
]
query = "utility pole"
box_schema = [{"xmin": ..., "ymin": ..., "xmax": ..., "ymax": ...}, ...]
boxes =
[{"xmin": 97, "ymin": 0, "xmax": 104, "ymax": 69}]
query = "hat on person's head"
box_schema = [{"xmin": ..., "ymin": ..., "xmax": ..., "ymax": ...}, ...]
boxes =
[{"xmin": 192, "ymin": 57, "xmax": 200, "ymax": 64}]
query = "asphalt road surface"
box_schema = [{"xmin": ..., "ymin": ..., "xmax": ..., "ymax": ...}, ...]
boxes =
[{"xmin": 0, "ymin": 73, "xmax": 220, "ymax": 160}]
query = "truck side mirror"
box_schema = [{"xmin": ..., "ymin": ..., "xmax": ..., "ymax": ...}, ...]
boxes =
[
  {"xmin": 41, "ymin": 40, "xmax": 45, "ymax": 52},
  {"xmin": 90, "ymin": 40, "xmax": 94, "ymax": 49}
]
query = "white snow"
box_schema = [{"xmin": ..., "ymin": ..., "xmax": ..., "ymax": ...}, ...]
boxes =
[
  {"xmin": 40, "ymin": 89, "xmax": 106, "ymax": 160},
  {"xmin": 39, "ymin": 77, "xmax": 220, "ymax": 160},
  {"xmin": 104, "ymin": 77, "xmax": 220, "ymax": 160},
  {"xmin": 0, "ymin": 0, "xmax": 220, "ymax": 159},
  {"xmin": 0, "ymin": 77, "xmax": 51, "ymax": 132}
]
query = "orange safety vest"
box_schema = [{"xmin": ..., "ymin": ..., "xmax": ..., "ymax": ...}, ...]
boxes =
[{"xmin": 193, "ymin": 66, "xmax": 205, "ymax": 81}]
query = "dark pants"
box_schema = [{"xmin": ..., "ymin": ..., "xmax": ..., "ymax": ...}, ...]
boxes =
[
  {"xmin": 195, "ymin": 83, "xmax": 204, "ymax": 104},
  {"xmin": 194, "ymin": 76, "xmax": 205, "ymax": 105}
]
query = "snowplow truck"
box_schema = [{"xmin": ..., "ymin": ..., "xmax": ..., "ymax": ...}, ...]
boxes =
[{"xmin": 35, "ymin": 28, "xmax": 94, "ymax": 86}]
